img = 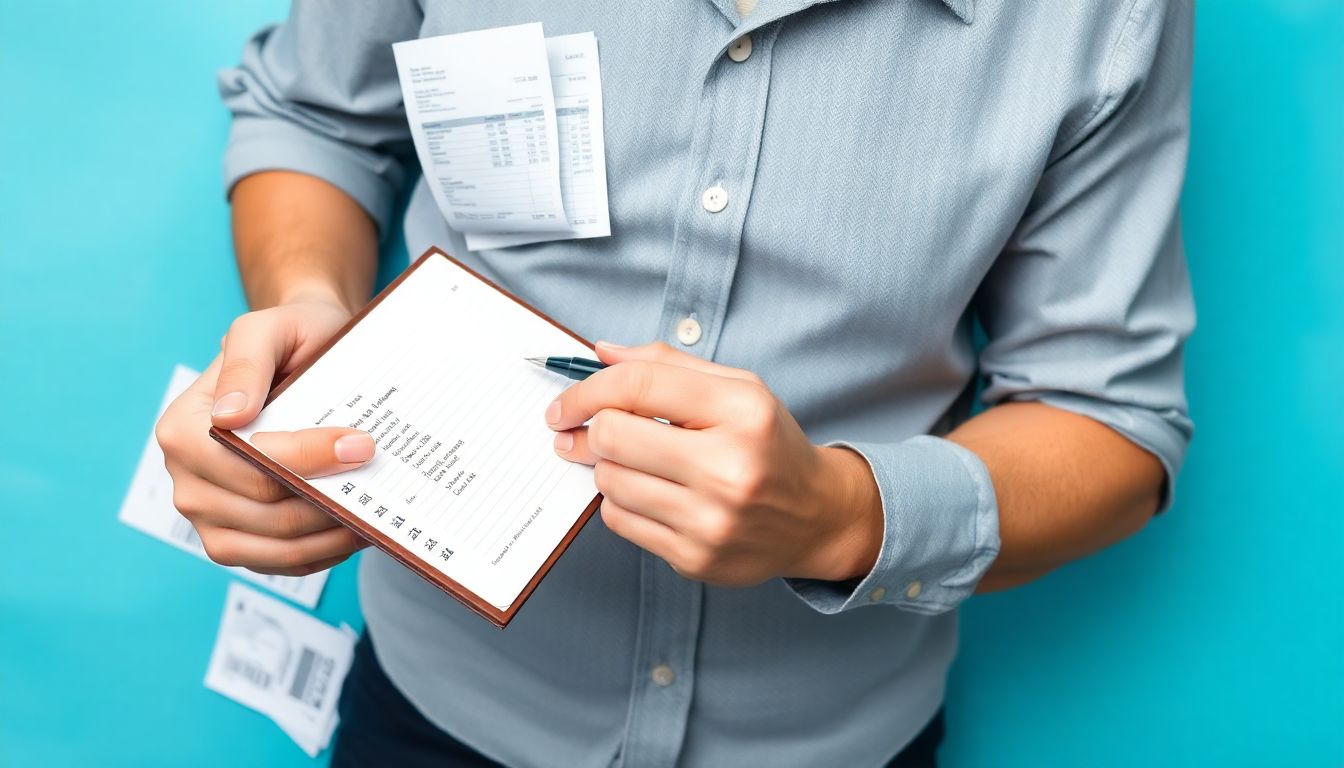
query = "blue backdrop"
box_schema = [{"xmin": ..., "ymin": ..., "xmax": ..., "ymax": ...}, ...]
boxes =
[{"xmin": 1, "ymin": 2, "xmax": 1339, "ymax": 765}]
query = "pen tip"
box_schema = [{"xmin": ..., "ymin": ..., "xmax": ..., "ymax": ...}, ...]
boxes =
[{"xmin": 524, "ymin": 357, "xmax": 548, "ymax": 367}]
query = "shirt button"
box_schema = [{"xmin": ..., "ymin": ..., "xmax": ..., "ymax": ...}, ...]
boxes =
[
  {"xmin": 650, "ymin": 664, "xmax": 676, "ymax": 687},
  {"xmin": 905, "ymin": 581, "xmax": 923, "ymax": 599},
  {"xmin": 868, "ymin": 586, "xmax": 887, "ymax": 602},
  {"xmin": 676, "ymin": 317, "xmax": 703, "ymax": 346},
  {"xmin": 727, "ymin": 35, "xmax": 753, "ymax": 62},
  {"xmin": 701, "ymin": 185, "xmax": 728, "ymax": 213}
]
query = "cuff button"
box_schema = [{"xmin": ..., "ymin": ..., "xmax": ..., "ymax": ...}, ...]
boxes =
[
  {"xmin": 868, "ymin": 586, "xmax": 887, "ymax": 602},
  {"xmin": 905, "ymin": 581, "xmax": 922, "ymax": 599}
]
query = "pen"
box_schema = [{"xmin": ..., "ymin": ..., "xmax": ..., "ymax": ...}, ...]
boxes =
[{"xmin": 525, "ymin": 355, "xmax": 607, "ymax": 381}]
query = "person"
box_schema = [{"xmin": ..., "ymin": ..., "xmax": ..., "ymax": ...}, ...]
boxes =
[{"xmin": 155, "ymin": 1, "xmax": 1195, "ymax": 765}]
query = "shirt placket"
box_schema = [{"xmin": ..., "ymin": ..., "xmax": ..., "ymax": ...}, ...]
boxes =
[
  {"xmin": 615, "ymin": 17, "xmax": 781, "ymax": 768},
  {"xmin": 654, "ymin": 21, "xmax": 781, "ymax": 365}
]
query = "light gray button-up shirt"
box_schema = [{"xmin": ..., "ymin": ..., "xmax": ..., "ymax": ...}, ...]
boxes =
[{"xmin": 219, "ymin": 1, "xmax": 1194, "ymax": 765}]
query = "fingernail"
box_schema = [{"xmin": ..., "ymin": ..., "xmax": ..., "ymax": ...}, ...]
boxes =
[
  {"xmin": 554, "ymin": 432, "xmax": 574, "ymax": 452},
  {"xmin": 545, "ymin": 398, "xmax": 562, "ymax": 426},
  {"xmin": 595, "ymin": 340, "xmax": 626, "ymax": 351},
  {"xmin": 212, "ymin": 391, "xmax": 248, "ymax": 417},
  {"xmin": 334, "ymin": 433, "xmax": 376, "ymax": 464}
]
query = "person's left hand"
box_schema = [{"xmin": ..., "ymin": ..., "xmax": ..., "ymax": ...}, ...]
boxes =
[{"xmin": 546, "ymin": 341, "xmax": 884, "ymax": 587}]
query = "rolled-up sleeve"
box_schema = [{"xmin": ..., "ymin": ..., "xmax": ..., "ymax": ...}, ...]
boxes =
[
  {"xmin": 218, "ymin": 0, "xmax": 423, "ymax": 233},
  {"xmin": 788, "ymin": 0, "xmax": 1194, "ymax": 616},
  {"xmin": 977, "ymin": 0, "xmax": 1195, "ymax": 505}
]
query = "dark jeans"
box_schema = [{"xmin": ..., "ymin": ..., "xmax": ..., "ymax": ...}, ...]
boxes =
[{"xmin": 332, "ymin": 632, "xmax": 944, "ymax": 767}]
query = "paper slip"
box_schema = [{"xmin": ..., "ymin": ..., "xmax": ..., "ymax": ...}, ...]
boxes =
[
  {"xmin": 118, "ymin": 365, "xmax": 328, "ymax": 609},
  {"xmin": 394, "ymin": 23, "xmax": 567, "ymax": 234},
  {"xmin": 394, "ymin": 24, "xmax": 611, "ymax": 248},
  {"xmin": 205, "ymin": 583, "xmax": 355, "ymax": 756},
  {"xmin": 465, "ymin": 32, "xmax": 610, "ymax": 250}
]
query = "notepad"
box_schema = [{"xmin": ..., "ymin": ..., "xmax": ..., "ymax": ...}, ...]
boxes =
[{"xmin": 211, "ymin": 248, "xmax": 600, "ymax": 627}]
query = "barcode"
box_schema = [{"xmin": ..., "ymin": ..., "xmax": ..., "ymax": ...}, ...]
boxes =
[
  {"xmin": 287, "ymin": 647, "xmax": 334, "ymax": 709},
  {"xmin": 171, "ymin": 515, "xmax": 202, "ymax": 549},
  {"xmin": 224, "ymin": 654, "xmax": 273, "ymax": 689}
]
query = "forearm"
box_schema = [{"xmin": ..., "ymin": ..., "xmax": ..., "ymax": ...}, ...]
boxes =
[
  {"xmin": 230, "ymin": 171, "xmax": 379, "ymax": 313},
  {"xmin": 945, "ymin": 402, "xmax": 1165, "ymax": 592}
]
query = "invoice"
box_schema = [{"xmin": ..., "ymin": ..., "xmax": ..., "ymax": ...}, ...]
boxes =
[
  {"xmin": 465, "ymin": 32, "xmax": 611, "ymax": 250},
  {"xmin": 394, "ymin": 23, "xmax": 570, "ymax": 234}
]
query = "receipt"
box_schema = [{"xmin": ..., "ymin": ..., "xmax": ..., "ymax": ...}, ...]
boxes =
[
  {"xmin": 395, "ymin": 23, "xmax": 570, "ymax": 235},
  {"xmin": 465, "ymin": 32, "xmax": 611, "ymax": 250},
  {"xmin": 118, "ymin": 365, "xmax": 328, "ymax": 608},
  {"xmin": 204, "ymin": 583, "xmax": 355, "ymax": 756}
]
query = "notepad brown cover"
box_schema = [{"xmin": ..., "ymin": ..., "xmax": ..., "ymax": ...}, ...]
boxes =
[{"xmin": 210, "ymin": 246, "xmax": 602, "ymax": 628}]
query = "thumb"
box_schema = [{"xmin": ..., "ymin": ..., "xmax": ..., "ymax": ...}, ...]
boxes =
[
  {"xmin": 250, "ymin": 428, "xmax": 377, "ymax": 479},
  {"xmin": 211, "ymin": 312, "xmax": 292, "ymax": 429},
  {"xmin": 594, "ymin": 340, "xmax": 758, "ymax": 382},
  {"xmin": 593, "ymin": 339, "xmax": 696, "ymax": 366}
]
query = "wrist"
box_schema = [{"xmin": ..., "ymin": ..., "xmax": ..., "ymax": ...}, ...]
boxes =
[
  {"xmin": 805, "ymin": 445, "xmax": 884, "ymax": 582},
  {"xmin": 276, "ymin": 280, "xmax": 357, "ymax": 314}
]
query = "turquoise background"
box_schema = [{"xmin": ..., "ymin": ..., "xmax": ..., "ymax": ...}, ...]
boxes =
[{"xmin": 1, "ymin": 1, "xmax": 1339, "ymax": 765}]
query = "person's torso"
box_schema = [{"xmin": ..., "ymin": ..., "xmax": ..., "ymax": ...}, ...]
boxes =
[{"xmin": 370, "ymin": 1, "xmax": 1133, "ymax": 765}]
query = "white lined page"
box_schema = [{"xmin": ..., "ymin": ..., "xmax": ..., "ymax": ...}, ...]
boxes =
[{"xmin": 234, "ymin": 255, "xmax": 596, "ymax": 610}]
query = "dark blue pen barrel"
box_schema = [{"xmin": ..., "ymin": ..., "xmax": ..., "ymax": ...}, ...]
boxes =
[{"xmin": 548, "ymin": 356, "xmax": 606, "ymax": 381}]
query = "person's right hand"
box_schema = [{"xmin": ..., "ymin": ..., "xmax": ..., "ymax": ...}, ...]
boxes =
[{"xmin": 155, "ymin": 298, "xmax": 375, "ymax": 576}]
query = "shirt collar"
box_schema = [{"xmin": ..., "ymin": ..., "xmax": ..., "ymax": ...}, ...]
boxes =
[
  {"xmin": 936, "ymin": 0, "xmax": 974, "ymax": 24},
  {"xmin": 716, "ymin": 0, "xmax": 974, "ymax": 30}
]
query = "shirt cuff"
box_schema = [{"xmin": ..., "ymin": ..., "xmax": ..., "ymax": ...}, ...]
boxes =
[
  {"xmin": 785, "ymin": 436, "xmax": 1000, "ymax": 616},
  {"xmin": 222, "ymin": 115, "xmax": 404, "ymax": 234}
]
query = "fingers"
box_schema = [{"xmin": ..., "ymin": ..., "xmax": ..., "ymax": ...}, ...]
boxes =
[
  {"xmin": 548, "ymin": 360, "xmax": 753, "ymax": 431},
  {"xmin": 162, "ymin": 355, "xmax": 225, "ymax": 425},
  {"xmin": 210, "ymin": 302, "xmax": 352, "ymax": 429},
  {"xmin": 211, "ymin": 312, "xmax": 294, "ymax": 429},
  {"xmin": 597, "ymin": 498, "xmax": 686, "ymax": 563},
  {"xmin": 161, "ymin": 364, "xmax": 375, "ymax": 501},
  {"xmin": 250, "ymin": 428, "xmax": 376, "ymax": 479},
  {"xmin": 157, "ymin": 303, "xmax": 365, "ymax": 576},
  {"xmin": 599, "ymin": 498, "xmax": 728, "ymax": 583},
  {"xmin": 247, "ymin": 553, "xmax": 355, "ymax": 578},
  {"xmin": 169, "ymin": 473, "xmax": 341, "ymax": 538},
  {"xmin": 592, "ymin": 459, "xmax": 700, "ymax": 535},
  {"xmin": 554, "ymin": 410, "xmax": 709, "ymax": 487},
  {"xmin": 158, "ymin": 358, "xmax": 293, "ymax": 503},
  {"xmin": 167, "ymin": 444, "xmax": 295, "ymax": 503},
  {"xmin": 593, "ymin": 340, "xmax": 763, "ymax": 384},
  {"xmin": 196, "ymin": 523, "xmax": 364, "ymax": 574}
]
